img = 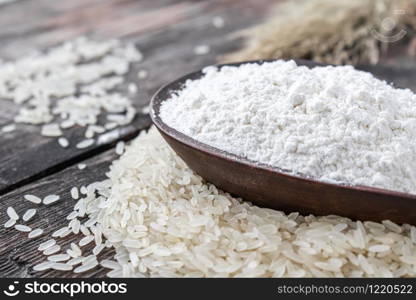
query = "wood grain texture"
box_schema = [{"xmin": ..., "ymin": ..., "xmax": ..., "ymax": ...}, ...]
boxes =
[{"xmin": 0, "ymin": 148, "xmax": 117, "ymax": 278}]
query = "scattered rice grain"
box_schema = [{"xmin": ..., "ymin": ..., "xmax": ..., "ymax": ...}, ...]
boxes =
[
  {"xmin": 76, "ymin": 139, "xmax": 94, "ymax": 149},
  {"xmin": 6, "ymin": 207, "xmax": 19, "ymax": 220},
  {"xmin": 70, "ymin": 187, "xmax": 79, "ymax": 200},
  {"xmin": 41, "ymin": 123, "xmax": 62, "ymax": 137},
  {"xmin": 79, "ymin": 235, "xmax": 94, "ymax": 247},
  {"xmin": 4, "ymin": 219, "xmax": 16, "ymax": 228},
  {"xmin": 58, "ymin": 137, "xmax": 69, "ymax": 148},
  {"xmin": 15, "ymin": 224, "xmax": 31, "ymax": 232},
  {"xmin": 74, "ymin": 261, "xmax": 98, "ymax": 273},
  {"xmin": 115, "ymin": 141, "xmax": 125, "ymax": 155},
  {"xmin": 137, "ymin": 70, "xmax": 148, "ymax": 79},
  {"xmin": 28, "ymin": 228, "xmax": 44, "ymax": 238},
  {"xmin": 43, "ymin": 194, "xmax": 60, "ymax": 205},
  {"xmin": 1, "ymin": 124, "xmax": 15, "ymax": 133},
  {"xmin": 33, "ymin": 261, "xmax": 54, "ymax": 272},
  {"xmin": 52, "ymin": 263, "xmax": 72, "ymax": 271},
  {"xmin": 24, "ymin": 194, "xmax": 42, "ymax": 204},
  {"xmin": 193, "ymin": 45, "xmax": 210, "ymax": 55},
  {"xmin": 43, "ymin": 244, "xmax": 61, "ymax": 255},
  {"xmin": 38, "ymin": 239, "xmax": 56, "ymax": 251},
  {"xmin": 48, "ymin": 254, "xmax": 71, "ymax": 262},
  {"xmin": 22, "ymin": 209, "xmax": 36, "ymax": 222},
  {"xmin": 77, "ymin": 163, "xmax": 86, "ymax": 170}
]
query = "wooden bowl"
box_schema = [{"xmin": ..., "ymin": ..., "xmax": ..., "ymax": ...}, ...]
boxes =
[{"xmin": 150, "ymin": 59, "xmax": 416, "ymax": 224}]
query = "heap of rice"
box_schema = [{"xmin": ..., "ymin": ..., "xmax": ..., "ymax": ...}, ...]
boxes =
[{"xmin": 47, "ymin": 128, "xmax": 416, "ymax": 277}]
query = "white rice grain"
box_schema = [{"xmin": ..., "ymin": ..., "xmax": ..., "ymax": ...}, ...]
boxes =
[
  {"xmin": 38, "ymin": 239, "xmax": 56, "ymax": 251},
  {"xmin": 33, "ymin": 261, "xmax": 54, "ymax": 272},
  {"xmin": 77, "ymin": 163, "xmax": 86, "ymax": 170},
  {"xmin": 76, "ymin": 139, "xmax": 94, "ymax": 149},
  {"xmin": 52, "ymin": 227, "xmax": 69, "ymax": 238},
  {"xmin": 43, "ymin": 194, "xmax": 60, "ymax": 205},
  {"xmin": 411, "ymin": 226, "xmax": 416, "ymax": 244},
  {"xmin": 74, "ymin": 261, "xmax": 98, "ymax": 273},
  {"xmin": 115, "ymin": 141, "xmax": 125, "ymax": 155},
  {"xmin": 212, "ymin": 16, "xmax": 225, "ymax": 28},
  {"xmin": 93, "ymin": 244, "xmax": 105, "ymax": 256},
  {"xmin": 80, "ymin": 225, "xmax": 91, "ymax": 236},
  {"xmin": 2, "ymin": 124, "xmax": 16, "ymax": 133},
  {"xmin": 41, "ymin": 124, "xmax": 62, "ymax": 137},
  {"xmin": 193, "ymin": 45, "xmax": 210, "ymax": 55},
  {"xmin": 24, "ymin": 194, "xmax": 42, "ymax": 204},
  {"xmin": 15, "ymin": 224, "xmax": 31, "ymax": 232},
  {"xmin": 104, "ymin": 122, "xmax": 118, "ymax": 130},
  {"xmin": 137, "ymin": 70, "xmax": 148, "ymax": 79},
  {"xmin": 52, "ymin": 263, "xmax": 72, "ymax": 271},
  {"xmin": 58, "ymin": 137, "xmax": 69, "ymax": 148},
  {"xmin": 66, "ymin": 211, "xmax": 79, "ymax": 220},
  {"xmin": 66, "ymin": 249, "xmax": 78, "ymax": 259},
  {"xmin": 22, "ymin": 209, "xmax": 36, "ymax": 222},
  {"xmin": 71, "ymin": 242, "xmax": 82, "ymax": 257},
  {"xmin": 79, "ymin": 235, "xmax": 94, "ymax": 247},
  {"xmin": 48, "ymin": 254, "xmax": 71, "ymax": 262},
  {"xmin": 368, "ymin": 245, "xmax": 391, "ymax": 253},
  {"xmin": 67, "ymin": 257, "xmax": 84, "ymax": 266},
  {"xmin": 7, "ymin": 207, "xmax": 19, "ymax": 220},
  {"xmin": 100, "ymin": 260, "xmax": 120, "ymax": 270},
  {"xmin": 28, "ymin": 228, "xmax": 44, "ymax": 238},
  {"xmin": 382, "ymin": 220, "xmax": 402, "ymax": 233},
  {"xmin": 60, "ymin": 120, "xmax": 75, "ymax": 129},
  {"xmin": 4, "ymin": 219, "xmax": 16, "ymax": 228},
  {"xmin": 141, "ymin": 105, "xmax": 150, "ymax": 114},
  {"xmin": 128, "ymin": 83, "xmax": 137, "ymax": 94},
  {"xmin": 80, "ymin": 186, "xmax": 87, "ymax": 195},
  {"xmin": 70, "ymin": 187, "xmax": 79, "ymax": 200},
  {"xmin": 43, "ymin": 244, "xmax": 61, "ymax": 255},
  {"xmin": 70, "ymin": 219, "xmax": 81, "ymax": 234}
]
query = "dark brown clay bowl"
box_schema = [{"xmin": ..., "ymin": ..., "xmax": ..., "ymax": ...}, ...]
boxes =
[{"xmin": 150, "ymin": 59, "xmax": 416, "ymax": 224}]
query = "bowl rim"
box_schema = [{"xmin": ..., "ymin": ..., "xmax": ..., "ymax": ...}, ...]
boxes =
[{"xmin": 150, "ymin": 59, "xmax": 416, "ymax": 201}]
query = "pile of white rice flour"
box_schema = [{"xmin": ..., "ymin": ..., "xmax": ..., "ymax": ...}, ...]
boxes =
[
  {"xmin": 160, "ymin": 60, "xmax": 416, "ymax": 194},
  {"xmin": 71, "ymin": 128, "xmax": 416, "ymax": 277}
]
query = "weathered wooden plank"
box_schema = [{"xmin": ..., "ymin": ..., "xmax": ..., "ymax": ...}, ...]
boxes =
[
  {"xmin": 0, "ymin": 148, "xmax": 117, "ymax": 278},
  {"xmin": 0, "ymin": 0, "xmax": 276, "ymax": 194},
  {"xmin": 0, "ymin": 0, "xmax": 191, "ymax": 58}
]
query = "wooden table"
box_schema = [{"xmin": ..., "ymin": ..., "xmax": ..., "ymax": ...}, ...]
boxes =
[{"xmin": 0, "ymin": 0, "xmax": 415, "ymax": 278}]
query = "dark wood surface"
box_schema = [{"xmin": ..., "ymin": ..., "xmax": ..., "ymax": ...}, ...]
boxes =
[
  {"xmin": 0, "ymin": 149, "xmax": 117, "ymax": 278},
  {"xmin": 0, "ymin": 0, "xmax": 415, "ymax": 278},
  {"xmin": 0, "ymin": 0, "xmax": 275, "ymax": 194},
  {"xmin": 0, "ymin": 0, "xmax": 276, "ymax": 278}
]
